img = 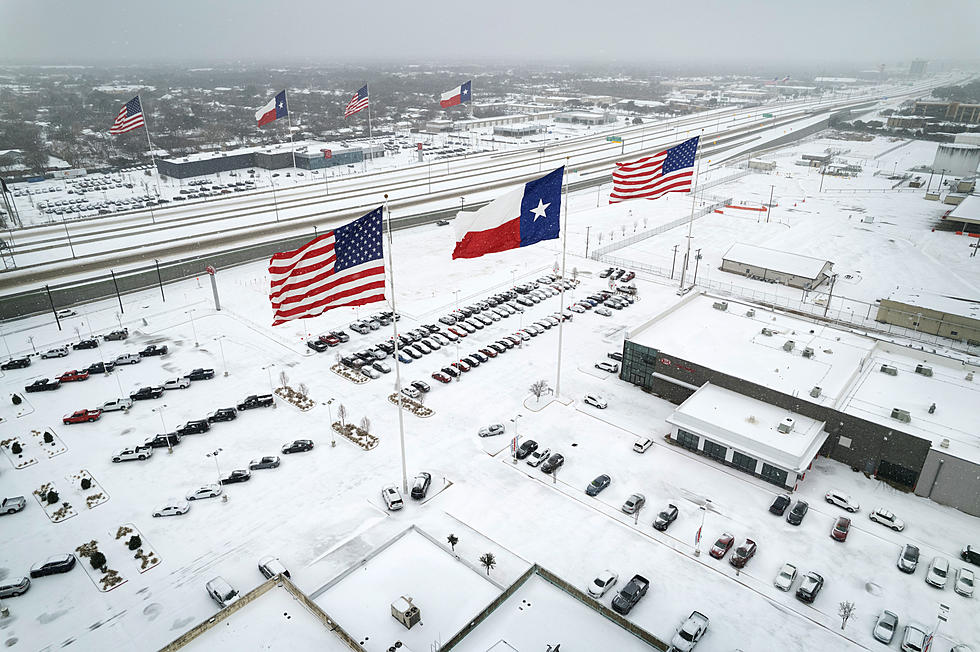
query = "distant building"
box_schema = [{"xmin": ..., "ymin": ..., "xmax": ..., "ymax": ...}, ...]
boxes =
[
  {"xmin": 423, "ymin": 119, "xmax": 454, "ymax": 133},
  {"xmin": 876, "ymin": 288, "xmax": 980, "ymax": 346},
  {"xmin": 553, "ymin": 111, "xmax": 615, "ymax": 126},
  {"xmin": 913, "ymin": 101, "xmax": 980, "ymax": 124},
  {"xmin": 887, "ymin": 115, "xmax": 928, "ymax": 129},
  {"xmin": 801, "ymin": 153, "xmax": 832, "ymax": 165},
  {"xmin": 156, "ymin": 141, "xmax": 377, "ymax": 179},
  {"xmin": 909, "ymin": 59, "xmax": 928, "ymax": 77},
  {"xmin": 933, "ymin": 143, "xmax": 980, "ymax": 177},
  {"xmin": 493, "ymin": 124, "xmax": 546, "ymax": 138},
  {"xmin": 721, "ymin": 243, "xmax": 833, "ymax": 289}
]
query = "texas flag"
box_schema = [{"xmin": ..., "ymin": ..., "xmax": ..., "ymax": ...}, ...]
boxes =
[
  {"xmin": 440, "ymin": 80, "xmax": 472, "ymax": 108},
  {"xmin": 256, "ymin": 90, "xmax": 288, "ymax": 127},
  {"xmin": 452, "ymin": 167, "xmax": 563, "ymax": 260}
]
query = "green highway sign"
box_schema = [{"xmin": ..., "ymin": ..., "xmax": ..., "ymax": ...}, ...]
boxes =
[
  {"xmin": 762, "ymin": 113, "xmax": 774, "ymax": 118},
  {"xmin": 607, "ymin": 136, "xmax": 623, "ymax": 142}
]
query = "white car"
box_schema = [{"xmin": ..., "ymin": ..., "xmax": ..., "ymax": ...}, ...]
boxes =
[
  {"xmin": 206, "ymin": 576, "xmax": 240, "ymax": 608},
  {"xmin": 382, "ymin": 485, "xmax": 403, "ymax": 511},
  {"xmin": 526, "ymin": 447, "xmax": 551, "ymax": 468},
  {"xmin": 873, "ymin": 610, "xmax": 899, "ymax": 644},
  {"xmin": 114, "ymin": 353, "xmax": 141, "ymax": 365},
  {"xmin": 55, "ymin": 309, "xmax": 77, "ymax": 319},
  {"xmin": 633, "ymin": 438, "xmax": 652, "ymax": 453},
  {"xmin": 955, "ymin": 567, "xmax": 974, "ymax": 597},
  {"xmin": 902, "ymin": 623, "xmax": 927, "ymax": 652},
  {"xmin": 112, "ymin": 446, "xmax": 153, "ymax": 462},
  {"xmin": 774, "ymin": 563, "xmax": 798, "ymax": 591},
  {"xmin": 824, "ymin": 489, "xmax": 860, "ymax": 513},
  {"xmin": 41, "ymin": 346, "xmax": 70, "ymax": 359},
  {"xmin": 163, "ymin": 377, "xmax": 191, "ymax": 390},
  {"xmin": 925, "ymin": 556, "xmax": 949, "ymax": 589},
  {"xmin": 186, "ymin": 484, "xmax": 222, "ymax": 501},
  {"xmin": 258, "ymin": 556, "xmax": 290, "ymax": 579},
  {"xmin": 478, "ymin": 423, "xmax": 505, "ymax": 438},
  {"xmin": 595, "ymin": 361, "xmax": 619, "ymax": 373},
  {"xmin": 568, "ymin": 304, "xmax": 585, "ymax": 313},
  {"xmin": 584, "ymin": 394, "xmax": 607, "ymax": 409},
  {"xmin": 401, "ymin": 386, "xmax": 420, "ymax": 400},
  {"xmin": 588, "ymin": 570, "xmax": 618, "ymax": 598},
  {"xmin": 869, "ymin": 507, "xmax": 905, "ymax": 531},
  {"xmin": 101, "ymin": 397, "xmax": 134, "ymax": 412},
  {"xmin": 595, "ymin": 307, "xmax": 612, "ymax": 316},
  {"xmin": 152, "ymin": 500, "xmax": 190, "ymax": 517}
]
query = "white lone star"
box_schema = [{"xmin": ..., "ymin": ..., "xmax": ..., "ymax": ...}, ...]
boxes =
[{"xmin": 529, "ymin": 198, "xmax": 551, "ymax": 221}]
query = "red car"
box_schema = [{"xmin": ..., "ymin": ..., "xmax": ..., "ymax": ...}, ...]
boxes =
[
  {"xmin": 709, "ymin": 532, "xmax": 734, "ymax": 559},
  {"xmin": 448, "ymin": 326, "xmax": 467, "ymax": 338},
  {"xmin": 831, "ymin": 516, "xmax": 851, "ymax": 542},
  {"xmin": 318, "ymin": 334, "xmax": 341, "ymax": 346},
  {"xmin": 63, "ymin": 408, "xmax": 102, "ymax": 424},
  {"xmin": 729, "ymin": 538, "xmax": 757, "ymax": 568},
  {"xmin": 451, "ymin": 361, "xmax": 471, "ymax": 373},
  {"xmin": 431, "ymin": 371, "xmax": 451, "ymax": 384},
  {"xmin": 57, "ymin": 369, "xmax": 90, "ymax": 383},
  {"xmin": 479, "ymin": 347, "xmax": 498, "ymax": 358}
]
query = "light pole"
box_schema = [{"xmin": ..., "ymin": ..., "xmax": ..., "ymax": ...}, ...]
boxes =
[
  {"xmin": 153, "ymin": 404, "xmax": 172, "ymax": 454},
  {"xmin": 261, "ymin": 363, "xmax": 277, "ymax": 408},
  {"xmin": 511, "ymin": 414, "xmax": 523, "ymax": 464},
  {"xmin": 326, "ymin": 398, "xmax": 336, "ymax": 447},
  {"xmin": 692, "ymin": 249, "xmax": 703, "ymax": 286},
  {"xmin": 186, "ymin": 309, "xmax": 199, "ymax": 347},
  {"xmin": 207, "ymin": 449, "xmax": 225, "ymax": 498},
  {"xmin": 215, "ymin": 335, "xmax": 229, "ymax": 376}
]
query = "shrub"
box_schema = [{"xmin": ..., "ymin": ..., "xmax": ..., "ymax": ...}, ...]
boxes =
[
  {"xmin": 11, "ymin": 442, "xmax": 23, "ymax": 455},
  {"xmin": 80, "ymin": 477, "xmax": 92, "ymax": 490},
  {"xmin": 12, "ymin": 394, "xmax": 22, "ymax": 405},
  {"xmin": 44, "ymin": 431, "xmax": 54, "ymax": 444},
  {"xmin": 127, "ymin": 535, "xmax": 142, "ymax": 551},
  {"xmin": 47, "ymin": 490, "xmax": 60, "ymax": 504},
  {"xmin": 89, "ymin": 551, "xmax": 106, "ymax": 571}
]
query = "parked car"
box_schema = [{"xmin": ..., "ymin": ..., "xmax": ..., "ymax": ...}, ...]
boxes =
[
  {"xmin": 382, "ymin": 485, "xmax": 403, "ymax": 511},
  {"xmin": 526, "ymin": 447, "xmax": 551, "ymax": 468},
  {"xmin": 901, "ymin": 623, "xmax": 927, "ymax": 652},
  {"xmin": 101, "ymin": 397, "xmax": 133, "ymax": 412},
  {"xmin": 795, "ymin": 571, "xmax": 824, "ymax": 603},
  {"xmin": 29, "ymin": 554, "xmax": 76, "ymax": 578},
  {"xmin": 206, "ymin": 577, "xmax": 240, "ymax": 608},
  {"xmin": 653, "ymin": 504, "xmax": 678, "ymax": 531},
  {"xmin": 373, "ymin": 361, "xmax": 391, "ymax": 374},
  {"xmin": 787, "ymin": 500, "xmax": 809, "ymax": 525},
  {"xmin": 873, "ymin": 609, "xmax": 899, "ymax": 644},
  {"xmin": 238, "ymin": 394, "xmax": 274, "ymax": 410},
  {"xmin": 145, "ymin": 433, "xmax": 181, "ymax": 449},
  {"xmin": 140, "ymin": 344, "xmax": 168, "ymax": 357},
  {"xmin": 1, "ymin": 496, "xmax": 27, "ymax": 515},
  {"xmin": 541, "ymin": 453, "xmax": 564, "ymax": 474},
  {"xmin": 208, "ymin": 407, "xmax": 238, "ymax": 423},
  {"xmin": 41, "ymin": 346, "xmax": 70, "ymax": 359},
  {"xmin": 103, "ymin": 328, "xmax": 129, "ymax": 341},
  {"xmin": 588, "ymin": 569, "xmax": 619, "ymax": 598},
  {"xmin": 898, "ymin": 544, "xmax": 920, "ymax": 573},
  {"xmin": 831, "ymin": 516, "xmax": 852, "ymax": 542},
  {"xmin": 54, "ymin": 369, "xmax": 87, "ymax": 384},
  {"xmin": 769, "ymin": 494, "xmax": 791, "ymax": 515},
  {"xmin": 401, "ymin": 385, "xmax": 420, "ymax": 400},
  {"xmin": 153, "ymin": 501, "xmax": 190, "ymax": 517},
  {"xmin": 926, "ymin": 556, "xmax": 950, "ymax": 588},
  {"xmin": 329, "ymin": 330, "xmax": 349, "ymax": 343},
  {"xmin": 177, "ymin": 419, "xmax": 210, "ymax": 435},
  {"xmin": 774, "ymin": 562, "xmax": 798, "ymax": 591},
  {"xmin": 114, "ymin": 353, "xmax": 141, "ymax": 365},
  {"xmin": 0, "ymin": 576, "xmax": 30, "ymax": 598},
  {"xmin": 258, "ymin": 556, "xmax": 290, "ymax": 580},
  {"xmin": 595, "ymin": 307, "xmax": 613, "ymax": 317},
  {"xmin": 622, "ymin": 493, "xmax": 646, "ymax": 514},
  {"xmin": 961, "ymin": 545, "xmax": 980, "ymax": 567},
  {"xmin": 112, "ymin": 445, "xmax": 153, "ymax": 462},
  {"xmin": 186, "ymin": 368, "xmax": 215, "ymax": 380},
  {"xmin": 186, "ymin": 484, "xmax": 222, "ymax": 501},
  {"xmin": 2, "ymin": 357, "xmax": 31, "ymax": 370},
  {"xmin": 869, "ymin": 508, "xmax": 906, "ymax": 532},
  {"xmin": 710, "ymin": 533, "xmax": 735, "ymax": 559},
  {"xmin": 633, "ymin": 438, "xmax": 653, "ymax": 453},
  {"xmin": 361, "ymin": 366, "xmax": 380, "ymax": 379},
  {"xmin": 249, "ymin": 456, "xmax": 281, "ymax": 470},
  {"xmin": 63, "ymin": 408, "xmax": 102, "ymax": 424},
  {"xmin": 825, "ymin": 489, "xmax": 860, "ymax": 512},
  {"xmin": 670, "ymin": 611, "xmax": 709, "ymax": 652},
  {"xmin": 595, "ymin": 361, "xmax": 619, "ymax": 373},
  {"xmin": 72, "ymin": 339, "xmax": 99, "ymax": 350},
  {"xmin": 411, "ymin": 380, "xmax": 430, "ymax": 394},
  {"xmin": 730, "ymin": 539, "xmax": 757, "ymax": 568},
  {"xmin": 516, "ymin": 440, "xmax": 538, "ymax": 459},
  {"xmin": 220, "ymin": 470, "xmax": 251, "ymax": 485},
  {"xmin": 411, "ymin": 472, "xmax": 431, "ymax": 499},
  {"xmin": 586, "ymin": 474, "xmax": 611, "ymax": 497},
  {"xmin": 584, "ymin": 394, "xmax": 607, "ymax": 409},
  {"xmin": 282, "ymin": 439, "xmax": 314, "ymax": 454},
  {"xmin": 431, "ymin": 371, "xmax": 451, "ymax": 384},
  {"xmin": 307, "ymin": 339, "xmax": 330, "ymax": 352},
  {"xmin": 611, "ymin": 574, "xmax": 649, "ymax": 615},
  {"xmin": 130, "ymin": 385, "xmax": 164, "ymax": 400},
  {"xmin": 163, "ymin": 377, "xmax": 191, "ymax": 390},
  {"xmin": 954, "ymin": 567, "xmax": 974, "ymax": 597},
  {"xmin": 86, "ymin": 361, "xmax": 115, "ymax": 374}
]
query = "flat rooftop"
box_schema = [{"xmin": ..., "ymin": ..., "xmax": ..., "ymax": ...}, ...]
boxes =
[
  {"xmin": 839, "ymin": 343, "xmax": 980, "ymax": 464},
  {"xmin": 723, "ymin": 242, "xmax": 831, "ymax": 279},
  {"xmin": 668, "ymin": 383, "xmax": 828, "ymax": 473},
  {"xmin": 946, "ymin": 194, "xmax": 980, "ymax": 226},
  {"xmin": 882, "ymin": 288, "xmax": 980, "ymax": 321},
  {"xmin": 629, "ymin": 294, "xmax": 877, "ymax": 406},
  {"xmin": 163, "ymin": 140, "xmax": 359, "ymax": 164}
]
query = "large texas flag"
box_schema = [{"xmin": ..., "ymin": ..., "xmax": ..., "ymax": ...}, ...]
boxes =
[
  {"xmin": 256, "ymin": 90, "xmax": 288, "ymax": 127},
  {"xmin": 452, "ymin": 167, "xmax": 564, "ymax": 260},
  {"xmin": 440, "ymin": 80, "xmax": 472, "ymax": 108}
]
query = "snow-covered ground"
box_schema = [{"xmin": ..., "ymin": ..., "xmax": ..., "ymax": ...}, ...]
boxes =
[{"xmin": 1, "ymin": 131, "xmax": 978, "ymax": 651}]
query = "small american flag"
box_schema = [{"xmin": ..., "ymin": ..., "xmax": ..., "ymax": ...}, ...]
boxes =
[
  {"xmin": 344, "ymin": 85, "xmax": 369, "ymax": 118},
  {"xmin": 269, "ymin": 207, "xmax": 386, "ymax": 326},
  {"xmin": 109, "ymin": 96, "xmax": 146, "ymax": 135},
  {"xmin": 610, "ymin": 136, "xmax": 699, "ymax": 203}
]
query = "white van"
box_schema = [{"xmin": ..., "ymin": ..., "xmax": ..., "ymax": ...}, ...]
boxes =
[
  {"xmin": 206, "ymin": 577, "xmax": 240, "ymax": 608},
  {"xmin": 633, "ymin": 438, "xmax": 653, "ymax": 454}
]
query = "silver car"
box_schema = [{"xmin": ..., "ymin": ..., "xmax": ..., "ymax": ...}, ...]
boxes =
[
  {"xmin": 622, "ymin": 493, "xmax": 646, "ymax": 514},
  {"xmin": 1, "ymin": 496, "xmax": 27, "ymax": 515},
  {"xmin": 163, "ymin": 377, "xmax": 191, "ymax": 390},
  {"xmin": 774, "ymin": 563, "xmax": 797, "ymax": 591},
  {"xmin": 902, "ymin": 623, "xmax": 927, "ymax": 652},
  {"xmin": 258, "ymin": 556, "xmax": 291, "ymax": 579},
  {"xmin": 186, "ymin": 484, "xmax": 222, "ymax": 501},
  {"xmin": 873, "ymin": 609, "xmax": 898, "ymax": 644},
  {"xmin": 955, "ymin": 567, "xmax": 975, "ymax": 597},
  {"xmin": 926, "ymin": 556, "xmax": 949, "ymax": 589},
  {"xmin": 206, "ymin": 576, "xmax": 240, "ymax": 608},
  {"xmin": 0, "ymin": 576, "xmax": 30, "ymax": 598},
  {"xmin": 101, "ymin": 397, "xmax": 134, "ymax": 412}
]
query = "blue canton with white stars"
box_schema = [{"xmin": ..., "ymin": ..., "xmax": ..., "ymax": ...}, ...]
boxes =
[
  {"xmin": 333, "ymin": 207, "xmax": 384, "ymax": 272},
  {"xmin": 125, "ymin": 96, "xmax": 142, "ymax": 117},
  {"xmin": 663, "ymin": 136, "xmax": 699, "ymax": 174}
]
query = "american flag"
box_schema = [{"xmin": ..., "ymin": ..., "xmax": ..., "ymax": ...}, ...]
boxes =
[
  {"xmin": 610, "ymin": 136, "xmax": 699, "ymax": 204},
  {"xmin": 268, "ymin": 207, "xmax": 386, "ymax": 326},
  {"xmin": 109, "ymin": 96, "xmax": 146, "ymax": 135},
  {"xmin": 344, "ymin": 85, "xmax": 369, "ymax": 118}
]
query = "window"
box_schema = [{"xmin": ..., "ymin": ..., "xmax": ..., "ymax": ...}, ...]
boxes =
[
  {"xmin": 676, "ymin": 429, "xmax": 699, "ymax": 451},
  {"xmin": 731, "ymin": 451, "xmax": 758, "ymax": 474},
  {"xmin": 761, "ymin": 463, "xmax": 789, "ymax": 487},
  {"xmin": 703, "ymin": 440, "xmax": 727, "ymax": 462},
  {"xmin": 950, "ymin": 330, "xmax": 958, "ymax": 336}
]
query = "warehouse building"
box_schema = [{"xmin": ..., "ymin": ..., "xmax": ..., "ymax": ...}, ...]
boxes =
[
  {"xmin": 156, "ymin": 141, "xmax": 379, "ymax": 179},
  {"xmin": 942, "ymin": 193, "xmax": 980, "ymax": 232},
  {"xmin": 493, "ymin": 124, "xmax": 546, "ymax": 138},
  {"xmin": 553, "ymin": 111, "xmax": 616, "ymax": 126},
  {"xmin": 619, "ymin": 293, "xmax": 980, "ymax": 515},
  {"xmin": 875, "ymin": 288, "xmax": 980, "ymax": 346},
  {"xmin": 721, "ymin": 242, "xmax": 833, "ymax": 289}
]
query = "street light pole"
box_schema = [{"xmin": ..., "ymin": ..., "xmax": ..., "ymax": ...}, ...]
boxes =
[
  {"xmin": 215, "ymin": 336, "xmax": 229, "ymax": 377},
  {"xmin": 186, "ymin": 309, "xmax": 199, "ymax": 347},
  {"xmin": 154, "ymin": 405, "xmax": 172, "ymax": 454},
  {"xmin": 692, "ymin": 248, "xmax": 703, "ymax": 286},
  {"xmin": 326, "ymin": 398, "xmax": 335, "ymax": 447}
]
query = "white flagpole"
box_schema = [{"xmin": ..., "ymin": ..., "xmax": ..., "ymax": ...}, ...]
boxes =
[
  {"xmin": 366, "ymin": 83, "xmax": 373, "ymax": 142},
  {"xmin": 678, "ymin": 130, "xmax": 704, "ymax": 290},
  {"xmin": 554, "ymin": 158, "xmax": 570, "ymax": 400},
  {"xmin": 384, "ymin": 194, "xmax": 409, "ymax": 494},
  {"xmin": 284, "ymin": 90, "xmax": 297, "ymax": 170},
  {"xmin": 137, "ymin": 94, "xmax": 159, "ymax": 224}
]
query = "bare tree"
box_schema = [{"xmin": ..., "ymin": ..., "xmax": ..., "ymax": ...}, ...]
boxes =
[
  {"xmin": 337, "ymin": 404, "xmax": 347, "ymax": 430},
  {"xmin": 838, "ymin": 601, "xmax": 855, "ymax": 630},
  {"xmin": 278, "ymin": 370, "xmax": 289, "ymax": 388},
  {"xmin": 359, "ymin": 416, "xmax": 371, "ymax": 434},
  {"xmin": 479, "ymin": 552, "xmax": 496, "ymax": 576},
  {"xmin": 447, "ymin": 534, "xmax": 458, "ymax": 551},
  {"xmin": 530, "ymin": 380, "xmax": 550, "ymax": 403},
  {"xmin": 297, "ymin": 382, "xmax": 309, "ymax": 398}
]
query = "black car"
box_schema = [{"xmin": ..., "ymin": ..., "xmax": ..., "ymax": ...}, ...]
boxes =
[
  {"xmin": 249, "ymin": 456, "xmax": 281, "ymax": 470},
  {"xmin": 140, "ymin": 344, "xmax": 168, "ymax": 357},
  {"xmin": 411, "ymin": 380, "xmax": 431, "ymax": 394},
  {"xmin": 586, "ymin": 474, "xmax": 611, "ymax": 496},
  {"xmin": 329, "ymin": 330, "xmax": 349, "ymax": 343},
  {"xmin": 516, "ymin": 440, "xmax": 538, "ymax": 460},
  {"xmin": 85, "ymin": 361, "xmax": 115, "ymax": 375},
  {"xmin": 307, "ymin": 339, "xmax": 330, "ymax": 352},
  {"xmin": 411, "ymin": 472, "xmax": 432, "ymax": 499},
  {"xmin": 2, "ymin": 357, "xmax": 32, "ymax": 370},
  {"xmin": 653, "ymin": 504, "xmax": 679, "ymax": 531},
  {"xmin": 282, "ymin": 439, "xmax": 314, "ymax": 454},
  {"xmin": 29, "ymin": 554, "xmax": 76, "ymax": 578},
  {"xmin": 25, "ymin": 378, "xmax": 60, "ymax": 393},
  {"xmin": 72, "ymin": 339, "xmax": 99, "ymax": 350},
  {"xmin": 795, "ymin": 571, "xmax": 824, "ymax": 604},
  {"xmin": 186, "ymin": 368, "xmax": 215, "ymax": 381},
  {"xmin": 441, "ymin": 366, "xmax": 460, "ymax": 378},
  {"xmin": 541, "ymin": 453, "xmax": 564, "ymax": 474},
  {"xmin": 176, "ymin": 419, "xmax": 210, "ymax": 435},
  {"xmin": 769, "ymin": 494, "xmax": 791, "ymax": 516},
  {"xmin": 145, "ymin": 433, "xmax": 181, "ymax": 448},
  {"xmin": 787, "ymin": 500, "xmax": 809, "ymax": 525},
  {"xmin": 207, "ymin": 407, "xmax": 238, "ymax": 423},
  {"xmin": 220, "ymin": 469, "xmax": 251, "ymax": 485},
  {"xmin": 130, "ymin": 386, "xmax": 164, "ymax": 400},
  {"xmin": 103, "ymin": 329, "xmax": 129, "ymax": 341}
]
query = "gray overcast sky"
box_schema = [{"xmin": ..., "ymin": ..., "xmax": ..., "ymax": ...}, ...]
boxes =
[{"xmin": 2, "ymin": 0, "xmax": 978, "ymax": 67}]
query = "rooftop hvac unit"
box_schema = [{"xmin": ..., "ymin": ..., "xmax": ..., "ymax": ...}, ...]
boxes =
[
  {"xmin": 777, "ymin": 417, "xmax": 795, "ymax": 434},
  {"xmin": 810, "ymin": 386, "xmax": 822, "ymax": 398},
  {"xmin": 862, "ymin": 215, "xmax": 875, "ymax": 223},
  {"xmin": 391, "ymin": 596, "xmax": 421, "ymax": 630},
  {"xmin": 940, "ymin": 438, "xmax": 950, "ymax": 449},
  {"xmin": 746, "ymin": 309, "xmax": 756, "ymax": 317},
  {"xmin": 783, "ymin": 340, "xmax": 795, "ymax": 352},
  {"xmin": 890, "ymin": 408, "xmax": 911, "ymax": 423},
  {"xmin": 761, "ymin": 328, "xmax": 774, "ymax": 336},
  {"xmin": 712, "ymin": 301, "xmax": 728, "ymax": 311},
  {"xmin": 880, "ymin": 364, "xmax": 898, "ymax": 376},
  {"xmin": 802, "ymin": 347, "xmax": 815, "ymax": 359},
  {"xmin": 915, "ymin": 364, "xmax": 933, "ymax": 377}
]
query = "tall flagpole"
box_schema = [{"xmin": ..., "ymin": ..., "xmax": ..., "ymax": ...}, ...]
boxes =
[
  {"xmin": 678, "ymin": 130, "xmax": 704, "ymax": 290},
  {"xmin": 137, "ymin": 94, "xmax": 159, "ymax": 225},
  {"xmin": 384, "ymin": 194, "xmax": 409, "ymax": 494},
  {"xmin": 554, "ymin": 158, "xmax": 570, "ymax": 400},
  {"xmin": 366, "ymin": 83, "xmax": 373, "ymax": 142},
  {"xmin": 284, "ymin": 90, "xmax": 297, "ymax": 170}
]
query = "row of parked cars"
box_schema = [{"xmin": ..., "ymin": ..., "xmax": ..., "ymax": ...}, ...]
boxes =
[
  {"xmin": 568, "ymin": 287, "xmax": 635, "ymax": 317},
  {"xmin": 512, "ymin": 438, "xmax": 565, "ymax": 474},
  {"xmin": 381, "ymin": 472, "xmax": 433, "ymax": 510},
  {"xmin": 2, "ymin": 328, "xmax": 135, "ymax": 372}
]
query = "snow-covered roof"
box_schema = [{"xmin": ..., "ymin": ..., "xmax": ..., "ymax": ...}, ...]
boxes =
[
  {"xmin": 946, "ymin": 193, "xmax": 980, "ymax": 225},
  {"xmin": 883, "ymin": 288, "xmax": 980, "ymax": 321},
  {"xmin": 668, "ymin": 383, "xmax": 828, "ymax": 473},
  {"xmin": 723, "ymin": 242, "xmax": 832, "ymax": 280},
  {"xmin": 163, "ymin": 140, "xmax": 362, "ymax": 164}
]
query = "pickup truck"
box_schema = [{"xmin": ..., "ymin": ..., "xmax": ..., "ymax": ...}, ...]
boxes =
[
  {"xmin": 611, "ymin": 574, "xmax": 649, "ymax": 615},
  {"xmin": 237, "ymin": 394, "xmax": 274, "ymax": 411},
  {"xmin": 101, "ymin": 397, "xmax": 134, "ymax": 412},
  {"xmin": 669, "ymin": 611, "xmax": 709, "ymax": 652}
]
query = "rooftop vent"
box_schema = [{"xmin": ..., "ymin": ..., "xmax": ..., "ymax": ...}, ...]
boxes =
[
  {"xmin": 802, "ymin": 347, "xmax": 815, "ymax": 359},
  {"xmin": 783, "ymin": 340, "xmax": 795, "ymax": 352},
  {"xmin": 761, "ymin": 328, "xmax": 774, "ymax": 336},
  {"xmin": 391, "ymin": 596, "xmax": 421, "ymax": 630},
  {"xmin": 746, "ymin": 309, "xmax": 756, "ymax": 317},
  {"xmin": 880, "ymin": 364, "xmax": 898, "ymax": 376},
  {"xmin": 890, "ymin": 408, "xmax": 911, "ymax": 423},
  {"xmin": 915, "ymin": 364, "xmax": 933, "ymax": 377},
  {"xmin": 810, "ymin": 386, "xmax": 822, "ymax": 398},
  {"xmin": 777, "ymin": 417, "xmax": 795, "ymax": 434},
  {"xmin": 712, "ymin": 301, "xmax": 728, "ymax": 311},
  {"xmin": 940, "ymin": 438, "xmax": 950, "ymax": 449}
]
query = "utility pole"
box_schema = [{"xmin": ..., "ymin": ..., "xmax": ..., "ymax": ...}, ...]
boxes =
[
  {"xmin": 767, "ymin": 185, "xmax": 775, "ymax": 223},
  {"xmin": 692, "ymin": 248, "xmax": 703, "ymax": 286},
  {"xmin": 824, "ymin": 274, "xmax": 838, "ymax": 318},
  {"xmin": 819, "ymin": 165, "xmax": 826, "ymax": 192},
  {"xmin": 670, "ymin": 245, "xmax": 679, "ymax": 280},
  {"xmin": 585, "ymin": 226, "xmax": 591, "ymax": 259},
  {"xmin": 154, "ymin": 259, "xmax": 165, "ymax": 302}
]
